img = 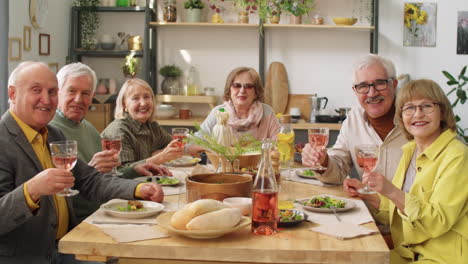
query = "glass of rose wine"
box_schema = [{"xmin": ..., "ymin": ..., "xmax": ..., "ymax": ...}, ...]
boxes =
[
  {"xmin": 355, "ymin": 144, "xmax": 380, "ymax": 194},
  {"xmin": 307, "ymin": 127, "xmax": 330, "ymax": 171},
  {"xmin": 101, "ymin": 135, "xmax": 122, "ymax": 176},
  {"xmin": 49, "ymin": 140, "xmax": 79, "ymax": 197},
  {"xmin": 172, "ymin": 128, "xmax": 189, "ymax": 148}
]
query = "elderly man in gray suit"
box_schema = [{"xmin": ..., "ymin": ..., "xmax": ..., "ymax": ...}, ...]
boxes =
[{"xmin": 0, "ymin": 61, "xmax": 164, "ymax": 264}]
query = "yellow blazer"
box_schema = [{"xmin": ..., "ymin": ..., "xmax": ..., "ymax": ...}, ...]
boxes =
[{"xmin": 377, "ymin": 130, "xmax": 468, "ymax": 263}]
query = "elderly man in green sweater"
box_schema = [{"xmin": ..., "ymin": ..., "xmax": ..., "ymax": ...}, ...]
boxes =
[{"xmin": 50, "ymin": 62, "xmax": 171, "ymax": 222}]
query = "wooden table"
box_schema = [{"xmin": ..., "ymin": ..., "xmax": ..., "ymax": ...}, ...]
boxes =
[{"xmin": 59, "ymin": 179, "xmax": 390, "ymax": 264}]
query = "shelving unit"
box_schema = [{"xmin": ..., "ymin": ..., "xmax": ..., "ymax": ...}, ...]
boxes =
[{"xmin": 156, "ymin": 95, "xmax": 218, "ymax": 108}]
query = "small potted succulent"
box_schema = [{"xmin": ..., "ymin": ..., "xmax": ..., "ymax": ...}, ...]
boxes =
[
  {"xmin": 184, "ymin": 0, "xmax": 205, "ymax": 23},
  {"xmin": 159, "ymin": 64, "xmax": 183, "ymax": 95}
]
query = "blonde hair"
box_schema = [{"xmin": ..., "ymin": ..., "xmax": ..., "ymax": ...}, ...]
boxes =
[
  {"xmin": 223, "ymin": 67, "xmax": 264, "ymax": 102},
  {"xmin": 395, "ymin": 79, "xmax": 456, "ymax": 140},
  {"xmin": 114, "ymin": 78, "xmax": 157, "ymax": 122}
]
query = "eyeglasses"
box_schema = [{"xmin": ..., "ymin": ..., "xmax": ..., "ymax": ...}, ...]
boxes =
[
  {"xmin": 353, "ymin": 78, "xmax": 393, "ymax": 94},
  {"xmin": 231, "ymin": 83, "xmax": 255, "ymax": 90},
  {"xmin": 401, "ymin": 102, "xmax": 440, "ymax": 116}
]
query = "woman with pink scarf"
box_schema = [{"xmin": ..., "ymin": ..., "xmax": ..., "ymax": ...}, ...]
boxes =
[{"xmin": 188, "ymin": 67, "xmax": 280, "ymax": 155}]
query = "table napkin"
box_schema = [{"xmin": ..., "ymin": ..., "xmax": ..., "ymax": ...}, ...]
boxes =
[
  {"xmin": 296, "ymin": 196, "xmax": 375, "ymax": 225},
  {"xmin": 282, "ymin": 168, "xmax": 339, "ymax": 187},
  {"xmin": 309, "ymin": 222, "xmax": 379, "ymax": 240}
]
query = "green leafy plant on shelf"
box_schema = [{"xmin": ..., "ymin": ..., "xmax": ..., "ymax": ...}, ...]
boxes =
[
  {"xmin": 73, "ymin": 0, "xmax": 100, "ymax": 51},
  {"xmin": 122, "ymin": 52, "xmax": 140, "ymax": 78},
  {"xmin": 258, "ymin": 0, "xmax": 284, "ymax": 21},
  {"xmin": 233, "ymin": 0, "xmax": 259, "ymax": 13},
  {"xmin": 159, "ymin": 65, "xmax": 182, "ymax": 77},
  {"xmin": 185, "ymin": 125, "xmax": 262, "ymax": 163},
  {"xmin": 443, "ymin": 65, "xmax": 468, "ymax": 142},
  {"xmin": 282, "ymin": 0, "xmax": 314, "ymax": 17},
  {"xmin": 184, "ymin": 0, "xmax": 205, "ymax": 9}
]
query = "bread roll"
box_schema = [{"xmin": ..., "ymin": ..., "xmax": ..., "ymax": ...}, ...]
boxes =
[
  {"xmin": 186, "ymin": 208, "xmax": 242, "ymax": 230},
  {"xmin": 170, "ymin": 199, "xmax": 227, "ymax": 230}
]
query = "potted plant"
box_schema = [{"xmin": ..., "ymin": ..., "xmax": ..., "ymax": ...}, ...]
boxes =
[
  {"xmin": 443, "ymin": 65, "xmax": 468, "ymax": 142},
  {"xmin": 73, "ymin": 0, "xmax": 100, "ymax": 50},
  {"xmin": 159, "ymin": 65, "xmax": 183, "ymax": 95},
  {"xmin": 232, "ymin": 0, "xmax": 258, "ymax": 24},
  {"xmin": 282, "ymin": 0, "xmax": 314, "ymax": 24},
  {"xmin": 207, "ymin": 0, "xmax": 224, "ymax": 23},
  {"xmin": 258, "ymin": 0, "xmax": 284, "ymax": 24},
  {"xmin": 122, "ymin": 52, "xmax": 140, "ymax": 78},
  {"xmin": 184, "ymin": 0, "xmax": 205, "ymax": 23}
]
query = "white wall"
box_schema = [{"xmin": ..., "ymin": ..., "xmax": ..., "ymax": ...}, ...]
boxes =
[
  {"xmin": 7, "ymin": 0, "xmax": 467, "ymax": 128},
  {"xmin": 8, "ymin": 0, "xmax": 72, "ymax": 74}
]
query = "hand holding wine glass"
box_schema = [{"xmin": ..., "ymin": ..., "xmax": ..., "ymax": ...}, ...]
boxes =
[
  {"xmin": 171, "ymin": 128, "xmax": 189, "ymax": 148},
  {"xmin": 49, "ymin": 140, "xmax": 79, "ymax": 196},
  {"xmin": 307, "ymin": 127, "xmax": 329, "ymax": 171},
  {"xmin": 355, "ymin": 144, "xmax": 380, "ymax": 194},
  {"xmin": 101, "ymin": 135, "xmax": 122, "ymax": 176}
]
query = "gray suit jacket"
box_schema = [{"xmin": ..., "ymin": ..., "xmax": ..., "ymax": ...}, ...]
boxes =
[{"xmin": 0, "ymin": 111, "xmax": 139, "ymax": 264}]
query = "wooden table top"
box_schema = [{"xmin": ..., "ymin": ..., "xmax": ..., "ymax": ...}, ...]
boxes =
[{"xmin": 59, "ymin": 179, "xmax": 389, "ymax": 264}]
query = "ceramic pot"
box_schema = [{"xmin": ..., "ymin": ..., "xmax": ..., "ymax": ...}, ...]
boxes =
[
  {"xmin": 269, "ymin": 15, "xmax": 280, "ymax": 24},
  {"xmin": 238, "ymin": 11, "xmax": 249, "ymax": 24},
  {"xmin": 290, "ymin": 15, "xmax": 302, "ymax": 24},
  {"xmin": 161, "ymin": 76, "xmax": 181, "ymax": 95},
  {"xmin": 185, "ymin": 8, "xmax": 202, "ymax": 23}
]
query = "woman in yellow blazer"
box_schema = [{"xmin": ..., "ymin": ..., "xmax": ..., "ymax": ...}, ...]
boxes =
[{"xmin": 345, "ymin": 79, "xmax": 468, "ymax": 263}]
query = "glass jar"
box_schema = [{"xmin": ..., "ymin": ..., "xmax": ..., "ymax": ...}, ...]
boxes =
[
  {"xmin": 164, "ymin": 0, "xmax": 177, "ymax": 22},
  {"xmin": 252, "ymin": 139, "xmax": 278, "ymax": 235}
]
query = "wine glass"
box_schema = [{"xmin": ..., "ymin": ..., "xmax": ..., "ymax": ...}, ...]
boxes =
[
  {"xmin": 307, "ymin": 127, "xmax": 330, "ymax": 172},
  {"xmin": 172, "ymin": 128, "xmax": 189, "ymax": 148},
  {"xmin": 101, "ymin": 135, "xmax": 122, "ymax": 176},
  {"xmin": 49, "ymin": 140, "xmax": 79, "ymax": 197},
  {"xmin": 355, "ymin": 144, "xmax": 380, "ymax": 195}
]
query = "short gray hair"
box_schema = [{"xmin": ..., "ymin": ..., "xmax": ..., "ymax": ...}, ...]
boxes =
[
  {"xmin": 56, "ymin": 62, "xmax": 97, "ymax": 93},
  {"xmin": 114, "ymin": 78, "xmax": 157, "ymax": 122},
  {"xmin": 8, "ymin": 61, "xmax": 49, "ymax": 87},
  {"xmin": 352, "ymin": 54, "xmax": 396, "ymax": 84},
  {"xmin": 8, "ymin": 61, "xmax": 50, "ymax": 104}
]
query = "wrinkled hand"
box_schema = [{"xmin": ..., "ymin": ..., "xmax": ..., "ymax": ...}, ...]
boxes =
[
  {"xmin": 88, "ymin": 150, "xmax": 120, "ymax": 173},
  {"xmin": 365, "ymin": 171, "xmax": 394, "ymax": 196},
  {"xmin": 154, "ymin": 139, "xmax": 184, "ymax": 164},
  {"xmin": 134, "ymin": 163, "xmax": 173, "ymax": 176},
  {"xmin": 343, "ymin": 178, "xmax": 365, "ymax": 197},
  {"xmin": 26, "ymin": 168, "xmax": 75, "ymax": 201},
  {"xmin": 139, "ymin": 183, "xmax": 164, "ymax": 202},
  {"xmin": 301, "ymin": 143, "xmax": 328, "ymax": 167}
]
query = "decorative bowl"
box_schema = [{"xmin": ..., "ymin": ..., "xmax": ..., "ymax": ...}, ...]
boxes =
[
  {"xmin": 332, "ymin": 17, "xmax": 358, "ymax": 26},
  {"xmin": 156, "ymin": 104, "xmax": 176, "ymax": 119},
  {"xmin": 100, "ymin": 42, "xmax": 116, "ymax": 50},
  {"xmin": 186, "ymin": 173, "xmax": 252, "ymax": 203},
  {"xmin": 223, "ymin": 197, "xmax": 252, "ymax": 216},
  {"xmin": 206, "ymin": 152, "xmax": 261, "ymax": 171}
]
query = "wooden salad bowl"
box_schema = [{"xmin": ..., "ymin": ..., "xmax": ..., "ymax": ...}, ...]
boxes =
[{"xmin": 186, "ymin": 173, "xmax": 252, "ymax": 202}]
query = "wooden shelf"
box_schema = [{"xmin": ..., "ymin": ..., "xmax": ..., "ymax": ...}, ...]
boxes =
[
  {"xmin": 157, "ymin": 117, "xmax": 206, "ymax": 127},
  {"xmin": 263, "ymin": 24, "xmax": 375, "ymax": 31},
  {"xmin": 156, "ymin": 95, "xmax": 218, "ymax": 108},
  {"xmin": 149, "ymin": 22, "xmax": 259, "ymax": 28},
  {"xmin": 72, "ymin": 6, "xmax": 146, "ymax": 12}
]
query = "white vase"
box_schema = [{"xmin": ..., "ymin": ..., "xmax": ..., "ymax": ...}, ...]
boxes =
[{"xmin": 185, "ymin": 8, "xmax": 202, "ymax": 23}]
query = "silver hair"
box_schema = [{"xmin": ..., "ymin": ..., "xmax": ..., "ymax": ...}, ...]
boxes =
[
  {"xmin": 7, "ymin": 61, "xmax": 50, "ymax": 104},
  {"xmin": 352, "ymin": 54, "xmax": 397, "ymax": 83},
  {"xmin": 114, "ymin": 78, "xmax": 157, "ymax": 122},
  {"xmin": 56, "ymin": 62, "xmax": 97, "ymax": 93}
]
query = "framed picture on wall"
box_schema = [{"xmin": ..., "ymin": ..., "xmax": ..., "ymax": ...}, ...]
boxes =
[
  {"xmin": 48, "ymin": 63, "xmax": 59, "ymax": 74},
  {"xmin": 8, "ymin": 38, "xmax": 22, "ymax": 61},
  {"xmin": 403, "ymin": 3, "xmax": 437, "ymax": 47},
  {"xmin": 457, "ymin": 11, "xmax": 468, "ymax": 55},
  {"xmin": 23, "ymin": 26, "xmax": 32, "ymax": 51},
  {"xmin": 39, "ymin": 33, "xmax": 50, "ymax": 55}
]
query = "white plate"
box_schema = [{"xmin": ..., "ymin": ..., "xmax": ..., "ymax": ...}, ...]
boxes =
[
  {"xmin": 297, "ymin": 196, "xmax": 356, "ymax": 213},
  {"xmin": 295, "ymin": 169, "xmax": 318, "ymax": 179},
  {"xmin": 102, "ymin": 200, "xmax": 165, "ymax": 219},
  {"xmin": 164, "ymin": 156, "xmax": 201, "ymax": 167},
  {"xmin": 156, "ymin": 212, "xmax": 251, "ymax": 239},
  {"xmin": 134, "ymin": 176, "xmax": 180, "ymax": 186}
]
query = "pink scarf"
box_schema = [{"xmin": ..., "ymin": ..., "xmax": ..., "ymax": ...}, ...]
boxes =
[{"xmin": 224, "ymin": 101, "xmax": 264, "ymax": 130}]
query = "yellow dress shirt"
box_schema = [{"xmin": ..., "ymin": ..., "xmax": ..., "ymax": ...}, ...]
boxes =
[
  {"xmin": 11, "ymin": 111, "xmax": 69, "ymax": 239},
  {"xmin": 377, "ymin": 129, "xmax": 468, "ymax": 263}
]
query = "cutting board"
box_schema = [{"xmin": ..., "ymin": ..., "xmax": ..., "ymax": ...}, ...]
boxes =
[
  {"xmin": 264, "ymin": 62, "xmax": 289, "ymax": 114},
  {"xmin": 285, "ymin": 94, "xmax": 313, "ymax": 122}
]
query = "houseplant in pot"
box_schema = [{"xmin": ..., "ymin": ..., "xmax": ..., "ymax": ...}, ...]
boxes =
[
  {"xmin": 282, "ymin": 0, "xmax": 314, "ymax": 24},
  {"xmin": 122, "ymin": 52, "xmax": 139, "ymax": 79},
  {"xmin": 184, "ymin": 0, "xmax": 204, "ymax": 23},
  {"xmin": 443, "ymin": 65, "xmax": 468, "ymax": 142},
  {"xmin": 73, "ymin": 0, "xmax": 100, "ymax": 50},
  {"xmin": 258, "ymin": 0, "xmax": 284, "ymax": 24},
  {"xmin": 232, "ymin": 0, "xmax": 258, "ymax": 24},
  {"xmin": 159, "ymin": 64, "xmax": 182, "ymax": 95}
]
